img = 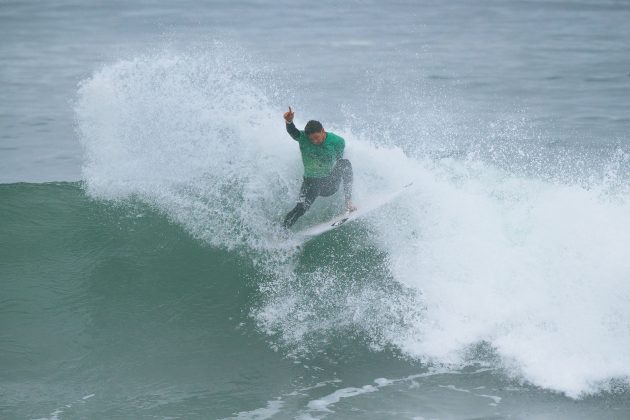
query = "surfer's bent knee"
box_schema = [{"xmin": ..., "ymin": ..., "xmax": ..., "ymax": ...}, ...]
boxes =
[
  {"xmin": 339, "ymin": 159, "xmax": 352, "ymax": 175},
  {"xmin": 337, "ymin": 158, "xmax": 351, "ymax": 169}
]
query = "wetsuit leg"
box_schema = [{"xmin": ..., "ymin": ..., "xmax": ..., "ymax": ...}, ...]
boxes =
[
  {"xmin": 283, "ymin": 178, "xmax": 320, "ymax": 228},
  {"xmin": 320, "ymin": 159, "xmax": 353, "ymax": 203}
]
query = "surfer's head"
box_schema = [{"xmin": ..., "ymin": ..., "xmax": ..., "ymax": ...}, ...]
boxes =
[{"xmin": 305, "ymin": 120, "xmax": 326, "ymax": 145}]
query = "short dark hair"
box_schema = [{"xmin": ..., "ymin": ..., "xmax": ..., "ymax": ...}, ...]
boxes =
[{"xmin": 304, "ymin": 120, "xmax": 323, "ymax": 136}]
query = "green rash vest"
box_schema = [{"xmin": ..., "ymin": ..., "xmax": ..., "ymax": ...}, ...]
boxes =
[{"xmin": 286, "ymin": 123, "xmax": 345, "ymax": 178}]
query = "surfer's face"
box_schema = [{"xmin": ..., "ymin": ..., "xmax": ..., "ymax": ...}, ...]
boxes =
[{"xmin": 308, "ymin": 129, "xmax": 326, "ymax": 145}]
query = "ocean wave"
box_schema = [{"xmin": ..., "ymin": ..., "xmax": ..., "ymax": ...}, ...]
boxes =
[{"xmin": 73, "ymin": 45, "xmax": 630, "ymax": 398}]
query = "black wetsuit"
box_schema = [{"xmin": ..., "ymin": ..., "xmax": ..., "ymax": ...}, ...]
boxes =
[{"xmin": 283, "ymin": 122, "xmax": 353, "ymax": 228}]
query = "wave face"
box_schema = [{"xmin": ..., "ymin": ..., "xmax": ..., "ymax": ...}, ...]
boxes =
[{"xmin": 72, "ymin": 45, "xmax": 630, "ymax": 399}]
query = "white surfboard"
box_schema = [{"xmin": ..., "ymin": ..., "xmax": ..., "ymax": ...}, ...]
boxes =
[{"xmin": 296, "ymin": 183, "xmax": 412, "ymax": 241}]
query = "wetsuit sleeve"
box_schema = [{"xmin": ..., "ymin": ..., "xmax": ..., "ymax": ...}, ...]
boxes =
[{"xmin": 286, "ymin": 122, "xmax": 301, "ymax": 141}]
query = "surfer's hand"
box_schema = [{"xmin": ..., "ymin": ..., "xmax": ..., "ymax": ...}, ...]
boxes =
[
  {"xmin": 346, "ymin": 201, "xmax": 357, "ymax": 213},
  {"xmin": 284, "ymin": 106, "xmax": 294, "ymax": 124}
]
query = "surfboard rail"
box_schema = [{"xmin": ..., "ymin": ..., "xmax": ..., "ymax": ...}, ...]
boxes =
[{"xmin": 296, "ymin": 182, "xmax": 413, "ymax": 241}]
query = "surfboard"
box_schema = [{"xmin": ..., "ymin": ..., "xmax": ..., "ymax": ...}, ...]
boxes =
[{"xmin": 296, "ymin": 183, "xmax": 412, "ymax": 241}]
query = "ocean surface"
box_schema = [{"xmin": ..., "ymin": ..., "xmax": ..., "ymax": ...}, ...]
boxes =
[{"xmin": 2, "ymin": 0, "xmax": 630, "ymax": 419}]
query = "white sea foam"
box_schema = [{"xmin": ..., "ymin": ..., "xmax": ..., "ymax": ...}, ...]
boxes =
[
  {"xmin": 76, "ymin": 46, "xmax": 630, "ymax": 398},
  {"xmin": 370, "ymin": 156, "xmax": 630, "ymax": 397},
  {"xmin": 226, "ymin": 399, "xmax": 284, "ymax": 420},
  {"xmin": 76, "ymin": 42, "xmax": 301, "ymax": 253}
]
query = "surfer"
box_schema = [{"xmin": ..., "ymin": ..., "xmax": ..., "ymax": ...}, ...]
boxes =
[{"xmin": 283, "ymin": 106, "xmax": 356, "ymax": 228}]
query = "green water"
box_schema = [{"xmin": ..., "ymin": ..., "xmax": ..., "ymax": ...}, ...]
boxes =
[
  {"xmin": 3, "ymin": 183, "xmax": 630, "ymax": 419},
  {"xmin": 2, "ymin": 183, "xmax": 286, "ymax": 417}
]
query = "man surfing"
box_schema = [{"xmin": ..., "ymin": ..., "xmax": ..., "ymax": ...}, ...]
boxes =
[{"xmin": 283, "ymin": 106, "xmax": 356, "ymax": 228}]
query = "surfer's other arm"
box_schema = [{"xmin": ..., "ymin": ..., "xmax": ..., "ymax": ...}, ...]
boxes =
[{"xmin": 284, "ymin": 106, "xmax": 301, "ymax": 140}]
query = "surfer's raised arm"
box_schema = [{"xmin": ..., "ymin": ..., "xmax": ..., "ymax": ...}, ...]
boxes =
[{"xmin": 284, "ymin": 106, "xmax": 300, "ymax": 140}]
